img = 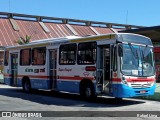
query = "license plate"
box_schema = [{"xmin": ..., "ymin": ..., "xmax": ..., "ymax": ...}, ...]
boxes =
[{"xmin": 140, "ymin": 90, "xmax": 146, "ymax": 93}]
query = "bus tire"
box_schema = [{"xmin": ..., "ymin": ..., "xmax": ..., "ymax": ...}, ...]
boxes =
[
  {"xmin": 114, "ymin": 97, "xmax": 123, "ymax": 102},
  {"xmin": 80, "ymin": 81, "xmax": 95, "ymax": 100},
  {"xmin": 23, "ymin": 79, "xmax": 31, "ymax": 93}
]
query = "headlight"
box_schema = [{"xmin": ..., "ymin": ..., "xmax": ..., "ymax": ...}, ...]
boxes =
[{"xmin": 122, "ymin": 76, "xmax": 128, "ymax": 85}]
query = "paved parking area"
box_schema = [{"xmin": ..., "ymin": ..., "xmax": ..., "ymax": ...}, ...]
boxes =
[
  {"xmin": 1, "ymin": 82, "xmax": 160, "ymax": 100},
  {"xmin": 0, "ymin": 84, "xmax": 160, "ymax": 119}
]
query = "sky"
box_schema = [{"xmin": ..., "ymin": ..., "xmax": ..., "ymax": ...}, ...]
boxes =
[{"xmin": 0, "ymin": 0, "xmax": 160, "ymax": 27}]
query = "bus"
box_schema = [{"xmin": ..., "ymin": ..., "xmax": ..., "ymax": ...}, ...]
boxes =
[
  {"xmin": 4, "ymin": 33, "xmax": 156, "ymax": 99},
  {"xmin": 154, "ymin": 46, "xmax": 160, "ymax": 82}
]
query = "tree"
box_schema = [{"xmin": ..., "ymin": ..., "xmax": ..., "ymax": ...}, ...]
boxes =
[{"xmin": 15, "ymin": 35, "xmax": 31, "ymax": 45}]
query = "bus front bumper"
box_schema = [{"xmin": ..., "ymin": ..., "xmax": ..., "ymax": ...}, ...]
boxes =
[{"xmin": 111, "ymin": 83, "xmax": 156, "ymax": 98}]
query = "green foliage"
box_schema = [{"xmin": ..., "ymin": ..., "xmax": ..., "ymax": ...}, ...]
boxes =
[
  {"xmin": 153, "ymin": 42, "xmax": 160, "ymax": 46},
  {"xmin": 15, "ymin": 35, "xmax": 31, "ymax": 45}
]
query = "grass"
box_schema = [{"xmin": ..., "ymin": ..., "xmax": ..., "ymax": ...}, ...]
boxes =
[
  {"xmin": 136, "ymin": 92, "xmax": 160, "ymax": 101},
  {"xmin": 135, "ymin": 85, "xmax": 160, "ymax": 101}
]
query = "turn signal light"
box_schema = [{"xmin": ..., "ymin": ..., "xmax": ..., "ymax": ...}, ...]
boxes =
[{"xmin": 85, "ymin": 66, "xmax": 96, "ymax": 71}]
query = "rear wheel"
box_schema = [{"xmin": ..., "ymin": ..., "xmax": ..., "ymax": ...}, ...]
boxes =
[{"xmin": 23, "ymin": 79, "xmax": 31, "ymax": 93}]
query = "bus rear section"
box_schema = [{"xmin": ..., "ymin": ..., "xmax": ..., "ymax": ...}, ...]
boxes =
[{"xmin": 3, "ymin": 47, "xmax": 50, "ymax": 91}]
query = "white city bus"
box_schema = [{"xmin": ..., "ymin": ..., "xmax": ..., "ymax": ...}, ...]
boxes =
[{"xmin": 4, "ymin": 33, "xmax": 156, "ymax": 99}]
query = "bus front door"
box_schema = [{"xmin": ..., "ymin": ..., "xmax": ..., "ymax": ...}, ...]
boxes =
[
  {"xmin": 49, "ymin": 50, "xmax": 57, "ymax": 90},
  {"xmin": 96, "ymin": 45, "xmax": 112, "ymax": 94},
  {"xmin": 11, "ymin": 53, "xmax": 18, "ymax": 86}
]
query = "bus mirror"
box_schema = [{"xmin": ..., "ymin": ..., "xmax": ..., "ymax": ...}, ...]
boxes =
[{"xmin": 118, "ymin": 45, "xmax": 123, "ymax": 57}]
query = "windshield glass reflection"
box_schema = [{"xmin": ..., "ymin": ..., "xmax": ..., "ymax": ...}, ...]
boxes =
[{"xmin": 120, "ymin": 44, "xmax": 154, "ymax": 76}]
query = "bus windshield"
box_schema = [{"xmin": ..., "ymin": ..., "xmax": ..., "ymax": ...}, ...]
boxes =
[{"xmin": 119, "ymin": 44, "xmax": 155, "ymax": 77}]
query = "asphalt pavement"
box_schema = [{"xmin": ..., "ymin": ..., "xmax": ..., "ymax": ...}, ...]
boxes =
[{"xmin": 0, "ymin": 82, "xmax": 160, "ymax": 101}]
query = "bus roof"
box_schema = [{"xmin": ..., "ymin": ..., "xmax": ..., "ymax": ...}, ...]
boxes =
[
  {"xmin": 5, "ymin": 33, "xmax": 151, "ymax": 50},
  {"xmin": 5, "ymin": 33, "xmax": 116, "ymax": 50}
]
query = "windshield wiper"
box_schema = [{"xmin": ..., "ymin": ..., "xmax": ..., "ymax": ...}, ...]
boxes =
[
  {"xmin": 142, "ymin": 45, "xmax": 149, "ymax": 59},
  {"xmin": 128, "ymin": 43, "xmax": 138, "ymax": 59}
]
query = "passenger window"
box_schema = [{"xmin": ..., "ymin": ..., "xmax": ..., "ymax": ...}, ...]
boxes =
[
  {"xmin": 20, "ymin": 49, "xmax": 31, "ymax": 66},
  {"xmin": 77, "ymin": 42, "xmax": 96, "ymax": 64},
  {"xmin": 32, "ymin": 47, "xmax": 46, "ymax": 65},
  {"xmin": 59, "ymin": 44, "xmax": 77, "ymax": 65}
]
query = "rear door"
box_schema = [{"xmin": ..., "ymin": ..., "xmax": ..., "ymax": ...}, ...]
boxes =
[
  {"xmin": 49, "ymin": 49, "xmax": 57, "ymax": 89},
  {"xmin": 11, "ymin": 53, "xmax": 18, "ymax": 86}
]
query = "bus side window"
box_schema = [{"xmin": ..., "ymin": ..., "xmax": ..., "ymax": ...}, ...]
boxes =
[
  {"xmin": 20, "ymin": 49, "xmax": 31, "ymax": 66},
  {"xmin": 77, "ymin": 42, "xmax": 96, "ymax": 64},
  {"xmin": 32, "ymin": 47, "xmax": 46, "ymax": 65},
  {"xmin": 59, "ymin": 44, "xmax": 77, "ymax": 65}
]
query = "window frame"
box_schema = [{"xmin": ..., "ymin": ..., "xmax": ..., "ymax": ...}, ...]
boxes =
[
  {"xmin": 59, "ymin": 43, "xmax": 77, "ymax": 65},
  {"xmin": 20, "ymin": 48, "xmax": 31, "ymax": 66},
  {"xmin": 32, "ymin": 47, "xmax": 46, "ymax": 65},
  {"xmin": 77, "ymin": 42, "xmax": 97, "ymax": 65}
]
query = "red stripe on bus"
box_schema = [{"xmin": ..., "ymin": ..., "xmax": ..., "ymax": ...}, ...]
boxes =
[
  {"xmin": 126, "ymin": 78, "xmax": 155, "ymax": 82},
  {"xmin": 20, "ymin": 75, "xmax": 49, "ymax": 79},
  {"xmin": 58, "ymin": 76, "xmax": 95, "ymax": 81},
  {"xmin": 5, "ymin": 74, "xmax": 95, "ymax": 81},
  {"xmin": 4, "ymin": 74, "xmax": 154, "ymax": 83},
  {"xmin": 4, "ymin": 74, "xmax": 49, "ymax": 79},
  {"xmin": 112, "ymin": 78, "xmax": 121, "ymax": 82},
  {"xmin": 4, "ymin": 74, "xmax": 12, "ymax": 77}
]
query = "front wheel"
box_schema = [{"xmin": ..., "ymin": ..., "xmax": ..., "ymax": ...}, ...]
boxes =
[
  {"xmin": 23, "ymin": 80, "xmax": 31, "ymax": 93},
  {"xmin": 80, "ymin": 83, "xmax": 96, "ymax": 100},
  {"xmin": 114, "ymin": 97, "xmax": 123, "ymax": 103}
]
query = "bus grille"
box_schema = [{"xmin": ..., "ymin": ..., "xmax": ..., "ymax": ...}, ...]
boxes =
[{"xmin": 131, "ymin": 83, "xmax": 152, "ymax": 88}]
